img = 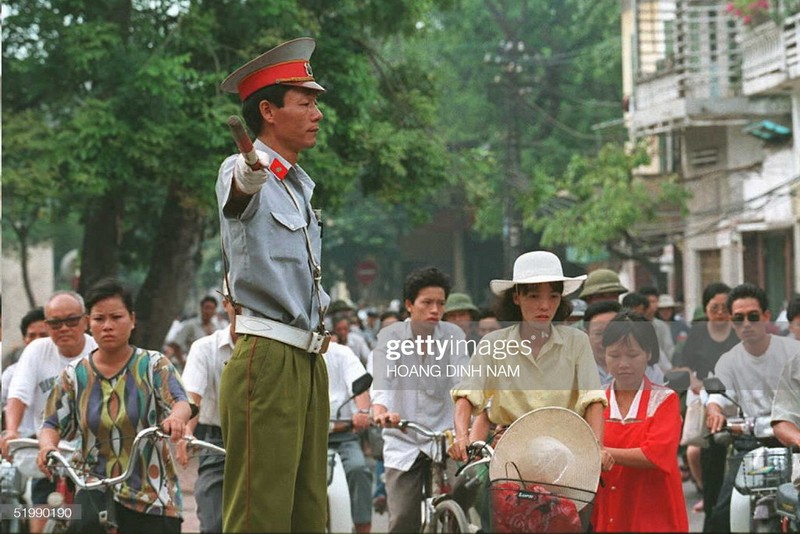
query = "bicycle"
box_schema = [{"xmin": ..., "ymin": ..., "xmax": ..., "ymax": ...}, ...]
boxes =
[
  {"xmin": 397, "ymin": 420, "xmax": 471, "ymax": 533},
  {"xmin": 12, "ymin": 426, "xmax": 225, "ymax": 534},
  {"xmin": 3, "ymin": 438, "xmax": 77, "ymax": 534}
]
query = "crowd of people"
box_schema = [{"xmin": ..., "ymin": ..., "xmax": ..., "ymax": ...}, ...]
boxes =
[
  {"xmin": 4, "ymin": 35, "xmax": 800, "ymax": 534},
  {"xmin": 4, "ymin": 255, "xmax": 800, "ymax": 533}
]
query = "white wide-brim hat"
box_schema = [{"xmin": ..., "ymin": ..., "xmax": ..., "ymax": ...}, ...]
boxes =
[
  {"xmin": 657, "ymin": 294, "xmax": 678, "ymax": 309},
  {"xmin": 490, "ymin": 251, "xmax": 587, "ymax": 296},
  {"xmin": 489, "ymin": 407, "xmax": 601, "ymax": 510}
]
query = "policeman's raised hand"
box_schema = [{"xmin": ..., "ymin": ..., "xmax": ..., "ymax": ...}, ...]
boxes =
[{"xmin": 234, "ymin": 151, "xmax": 270, "ymax": 195}]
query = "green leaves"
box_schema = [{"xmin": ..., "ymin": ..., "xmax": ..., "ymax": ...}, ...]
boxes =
[{"xmin": 528, "ymin": 143, "xmax": 689, "ymax": 255}]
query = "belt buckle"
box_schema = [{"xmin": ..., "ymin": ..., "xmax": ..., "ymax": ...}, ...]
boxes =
[{"xmin": 308, "ymin": 332, "xmax": 331, "ymax": 354}]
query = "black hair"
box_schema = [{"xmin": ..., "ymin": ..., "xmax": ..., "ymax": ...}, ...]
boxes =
[
  {"xmin": 20, "ymin": 307, "xmax": 45, "ymax": 337},
  {"xmin": 702, "ymin": 282, "xmax": 731, "ymax": 310},
  {"xmin": 403, "ymin": 267, "xmax": 451, "ymax": 303},
  {"xmin": 584, "ymin": 300, "xmax": 622, "ymax": 325},
  {"xmin": 478, "ymin": 308, "xmax": 498, "ymax": 320},
  {"xmin": 493, "ymin": 282, "xmax": 572, "ymax": 323},
  {"xmin": 84, "ymin": 278, "xmax": 135, "ymax": 314},
  {"xmin": 332, "ymin": 312, "xmax": 351, "ymax": 327},
  {"xmin": 727, "ymin": 283, "xmax": 768, "ymax": 314},
  {"xmin": 241, "ymin": 84, "xmax": 291, "ymax": 137},
  {"xmin": 621, "ymin": 292, "xmax": 650, "ymax": 311},
  {"xmin": 379, "ymin": 310, "xmax": 400, "ymax": 323},
  {"xmin": 200, "ymin": 295, "xmax": 218, "ymax": 307},
  {"xmin": 639, "ymin": 286, "xmax": 659, "ymax": 298},
  {"xmin": 602, "ymin": 310, "xmax": 660, "ymax": 366},
  {"xmin": 787, "ymin": 296, "xmax": 800, "ymax": 323}
]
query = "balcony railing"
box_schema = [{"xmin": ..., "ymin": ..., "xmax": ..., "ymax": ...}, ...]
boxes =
[
  {"xmin": 630, "ymin": 1, "xmax": 744, "ymax": 132},
  {"xmin": 786, "ymin": 12, "xmax": 800, "ymax": 78},
  {"xmin": 741, "ymin": 12, "xmax": 800, "ymax": 94}
]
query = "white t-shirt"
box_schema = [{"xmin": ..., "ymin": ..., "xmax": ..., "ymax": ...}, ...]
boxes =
[
  {"xmin": 709, "ymin": 335, "xmax": 800, "ymax": 418},
  {"xmin": 6, "ymin": 334, "xmax": 97, "ymax": 436},
  {"xmin": 324, "ymin": 342, "xmax": 368, "ymax": 422},
  {"xmin": 372, "ymin": 320, "xmax": 470, "ymax": 471},
  {"xmin": 345, "ymin": 332, "xmax": 372, "ymax": 366},
  {"xmin": 181, "ymin": 327, "xmax": 234, "ymax": 427}
]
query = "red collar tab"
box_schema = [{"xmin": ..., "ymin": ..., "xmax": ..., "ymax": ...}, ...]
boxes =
[
  {"xmin": 237, "ymin": 60, "xmax": 314, "ymax": 101},
  {"xmin": 269, "ymin": 158, "xmax": 289, "ymax": 180}
]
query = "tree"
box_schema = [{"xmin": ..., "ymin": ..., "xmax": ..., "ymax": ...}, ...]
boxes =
[
  {"xmin": 3, "ymin": 0, "xmax": 457, "ymax": 345},
  {"xmin": 2, "ymin": 109, "xmax": 64, "ymax": 308},
  {"xmin": 398, "ymin": 0, "xmax": 631, "ymax": 274},
  {"xmin": 529, "ymin": 142, "xmax": 689, "ymax": 271}
]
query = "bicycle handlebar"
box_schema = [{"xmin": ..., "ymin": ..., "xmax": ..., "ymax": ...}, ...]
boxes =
[
  {"xmin": 398, "ymin": 420, "xmax": 451, "ymax": 440},
  {"xmin": 7, "ymin": 438, "xmax": 76, "ymax": 456},
  {"xmin": 46, "ymin": 426, "xmax": 225, "ymax": 490}
]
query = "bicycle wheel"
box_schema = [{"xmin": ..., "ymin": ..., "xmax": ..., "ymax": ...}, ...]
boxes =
[{"xmin": 430, "ymin": 499, "xmax": 470, "ymax": 533}]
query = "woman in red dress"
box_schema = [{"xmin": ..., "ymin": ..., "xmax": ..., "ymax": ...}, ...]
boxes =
[{"xmin": 592, "ymin": 311, "xmax": 688, "ymax": 532}]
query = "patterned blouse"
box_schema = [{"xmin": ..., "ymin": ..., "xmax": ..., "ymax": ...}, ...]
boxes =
[{"xmin": 42, "ymin": 347, "xmax": 190, "ymax": 518}]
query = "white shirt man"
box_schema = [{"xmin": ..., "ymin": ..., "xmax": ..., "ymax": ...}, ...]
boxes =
[
  {"xmin": 704, "ymin": 284, "xmax": 800, "ymax": 532},
  {"xmin": 171, "ymin": 296, "xmax": 228, "ymax": 354},
  {"xmin": 371, "ymin": 269, "xmax": 470, "ymax": 533},
  {"xmin": 324, "ymin": 341, "xmax": 372, "ymax": 533},
  {"xmin": 4, "ymin": 292, "xmax": 96, "ymax": 441},
  {"xmin": 333, "ymin": 316, "xmax": 372, "ymax": 366},
  {"xmin": 177, "ymin": 297, "xmax": 237, "ymax": 534},
  {"xmin": 1, "ymin": 291, "xmax": 96, "ymax": 534}
]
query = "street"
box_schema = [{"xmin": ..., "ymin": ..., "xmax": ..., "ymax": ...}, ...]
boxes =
[{"xmin": 177, "ymin": 458, "xmax": 706, "ymax": 532}]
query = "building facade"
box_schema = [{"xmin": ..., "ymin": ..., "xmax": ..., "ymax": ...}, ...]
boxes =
[{"xmin": 622, "ymin": 0, "xmax": 800, "ymax": 317}]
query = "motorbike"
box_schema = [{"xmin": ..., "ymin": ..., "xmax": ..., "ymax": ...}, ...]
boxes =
[
  {"xmin": 328, "ymin": 372, "xmax": 372, "ymax": 534},
  {"xmin": 704, "ymin": 376, "xmax": 791, "ymax": 533},
  {"xmin": 776, "ymin": 465, "xmax": 800, "ymax": 533}
]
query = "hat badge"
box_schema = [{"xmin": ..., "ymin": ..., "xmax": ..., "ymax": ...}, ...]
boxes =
[{"xmin": 305, "ymin": 62, "xmax": 313, "ymax": 77}]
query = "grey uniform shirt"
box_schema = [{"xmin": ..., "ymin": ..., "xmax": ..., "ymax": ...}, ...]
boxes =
[{"xmin": 216, "ymin": 141, "xmax": 330, "ymax": 331}]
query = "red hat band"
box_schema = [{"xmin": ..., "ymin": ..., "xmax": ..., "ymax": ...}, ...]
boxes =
[{"xmin": 237, "ymin": 60, "xmax": 314, "ymax": 101}]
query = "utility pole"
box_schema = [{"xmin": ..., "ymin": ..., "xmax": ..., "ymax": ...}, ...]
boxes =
[{"xmin": 487, "ymin": 39, "xmax": 530, "ymax": 276}]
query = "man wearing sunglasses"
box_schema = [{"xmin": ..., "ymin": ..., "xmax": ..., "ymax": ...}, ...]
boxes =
[
  {"xmin": 1, "ymin": 291, "xmax": 97, "ymax": 534},
  {"xmin": 704, "ymin": 283, "xmax": 800, "ymax": 532}
]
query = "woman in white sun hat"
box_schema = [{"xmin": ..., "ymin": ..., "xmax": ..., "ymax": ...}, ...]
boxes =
[{"xmin": 449, "ymin": 250, "xmax": 611, "ymax": 469}]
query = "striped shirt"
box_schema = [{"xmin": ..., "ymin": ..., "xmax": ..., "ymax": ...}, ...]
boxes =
[{"xmin": 43, "ymin": 347, "xmax": 190, "ymax": 518}]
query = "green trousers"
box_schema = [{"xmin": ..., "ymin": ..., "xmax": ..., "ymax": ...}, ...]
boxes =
[{"xmin": 219, "ymin": 335, "xmax": 329, "ymax": 532}]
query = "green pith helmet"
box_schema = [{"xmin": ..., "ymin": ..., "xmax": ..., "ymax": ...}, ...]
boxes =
[
  {"xmin": 443, "ymin": 293, "xmax": 479, "ymax": 316},
  {"xmin": 579, "ymin": 269, "xmax": 628, "ymax": 299}
]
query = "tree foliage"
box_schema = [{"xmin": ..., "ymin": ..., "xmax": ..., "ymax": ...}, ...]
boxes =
[
  {"xmin": 3, "ymin": 0, "xmax": 689, "ymax": 333},
  {"xmin": 403, "ymin": 0, "xmax": 631, "ymax": 237},
  {"xmin": 530, "ymin": 143, "xmax": 690, "ymax": 256},
  {"xmin": 2, "ymin": 0, "xmax": 458, "ymax": 344}
]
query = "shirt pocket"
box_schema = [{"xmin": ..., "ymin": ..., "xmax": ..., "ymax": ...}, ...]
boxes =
[{"xmin": 269, "ymin": 210, "xmax": 308, "ymax": 262}]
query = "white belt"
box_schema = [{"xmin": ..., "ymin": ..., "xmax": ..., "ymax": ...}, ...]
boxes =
[{"xmin": 235, "ymin": 315, "xmax": 330, "ymax": 354}]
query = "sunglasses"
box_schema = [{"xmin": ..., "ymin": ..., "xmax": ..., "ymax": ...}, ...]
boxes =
[
  {"xmin": 731, "ymin": 311, "xmax": 762, "ymax": 324},
  {"xmin": 45, "ymin": 315, "xmax": 85, "ymax": 329}
]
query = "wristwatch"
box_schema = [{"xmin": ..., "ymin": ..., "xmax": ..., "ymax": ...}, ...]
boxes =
[{"xmin": 357, "ymin": 408, "xmax": 370, "ymax": 415}]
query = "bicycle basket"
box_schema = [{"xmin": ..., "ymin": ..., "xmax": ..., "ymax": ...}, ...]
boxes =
[
  {"xmin": 734, "ymin": 447, "xmax": 792, "ymax": 494},
  {"xmin": 489, "ymin": 463, "xmax": 594, "ymax": 534}
]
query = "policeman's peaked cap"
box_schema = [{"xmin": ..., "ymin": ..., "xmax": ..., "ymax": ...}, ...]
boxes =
[{"xmin": 221, "ymin": 37, "xmax": 325, "ymax": 101}]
